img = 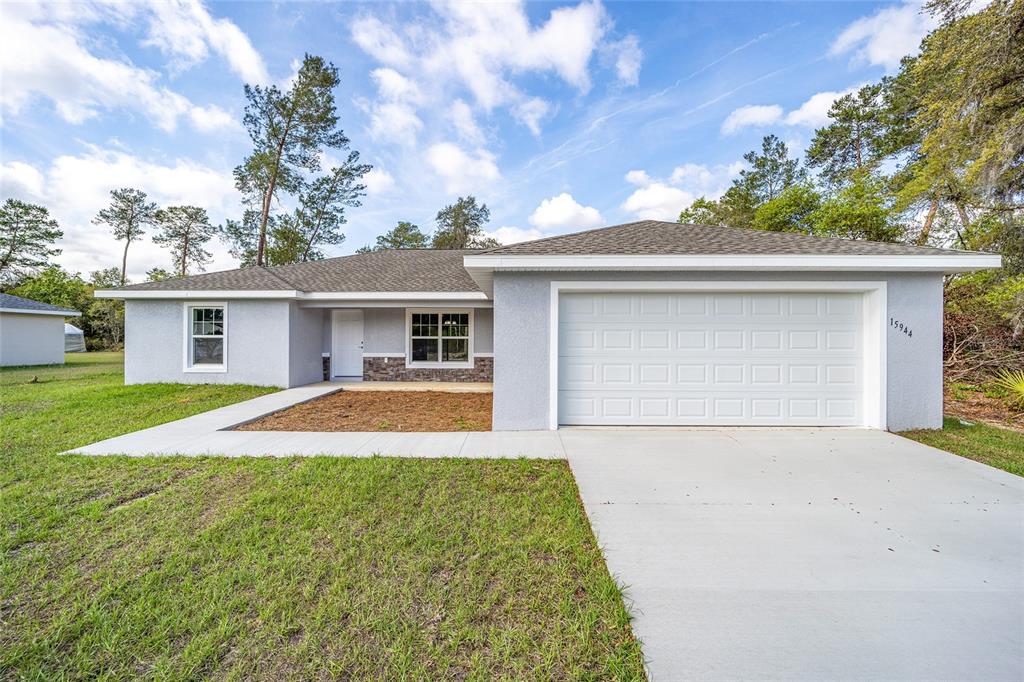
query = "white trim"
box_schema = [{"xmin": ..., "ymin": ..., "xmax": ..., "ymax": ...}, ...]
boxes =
[
  {"xmin": 466, "ymin": 253, "xmax": 1000, "ymax": 271},
  {"xmin": 362, "ymin": 352, "xmax": 404, "ymax": 358},
  {"xmin": 0, "ymin": 307, "xmax": 80, "ymax": 317},
  {"xmin": 474, "ymin": 352, "xmax": 494, "ymax": 358},
  {"xmin": 97, "ymin": 289, "xmax": 486, "ymax": 301},
  {"xmin": 547, "ymin": 281, "xmax": 888, "ymax": 431},
  {"xmin": 299, "ymin": 300, "xmax": 492, "ymax": 309},
  {"xmin": 465, "ymin": 253, "xmax": 1000, "ymax": 296},
  {"xmin": 100, "ymin": 289, "xmax": 300, "ymax": 300},
  {"xmin": 404, "ymin": 308, "xmax": 474, "ymax": 369},
  {"xmin": 182, "ymin": 302, "xmax": 228, "ymax": 374},
  {"xmin": 303, "ymin": 291, "xmax": 488, "ymax": 301}
]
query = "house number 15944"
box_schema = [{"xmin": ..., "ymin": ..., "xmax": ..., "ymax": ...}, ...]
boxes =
[{"xmin": 890, "ymin": 317, "xmax": 913, "ymax": 337}]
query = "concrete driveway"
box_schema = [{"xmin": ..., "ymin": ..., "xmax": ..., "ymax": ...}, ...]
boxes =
[{"xmin": 563, "ymin": 428, "xmax": 1024, "ymax": 681}]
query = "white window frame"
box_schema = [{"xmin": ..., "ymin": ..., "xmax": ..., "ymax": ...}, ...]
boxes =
[
  {"xmin": 182, "ymin": 302, "xmax": 228, "ymax": 373},
  {"xmin": 405, "ymin": 308, "xmax": 474, "ymax": 369}
]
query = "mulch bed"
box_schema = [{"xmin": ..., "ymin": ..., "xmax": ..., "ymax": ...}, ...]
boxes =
[
  {"xmin": 945, "ymin": 386, "xmax": 1024, "ymax": 432},
  {"xmin": 236, "ymin": 390, "xmax": 492, "ymax": 432}
]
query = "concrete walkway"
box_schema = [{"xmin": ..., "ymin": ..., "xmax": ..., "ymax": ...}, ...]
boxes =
[
  {"xmin": 564, "ymin": 428, "xmax": 1024, "ymax": 681},
  {"xmin": 67, "ymin": 383, "xmax": 563, "ymax": 458}
]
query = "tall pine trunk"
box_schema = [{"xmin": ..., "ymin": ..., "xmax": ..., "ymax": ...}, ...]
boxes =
[
  {"xmin": 916, "ymin": 200, "xmax": 938, "ymax": 246},
  {"xmin": 180, "ymin": 231, "xmax": 190, "ymax": 278},
  {"xmin": 120, "ymin": 239, "xmax": 130, "ymax": 286}
]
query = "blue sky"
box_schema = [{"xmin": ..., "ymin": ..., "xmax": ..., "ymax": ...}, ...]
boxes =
[{"xmin": 0, "ymin": 0, "xmax": 936, "ymax": 280}]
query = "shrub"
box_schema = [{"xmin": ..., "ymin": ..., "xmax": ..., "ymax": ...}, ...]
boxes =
[{"xmin": 944, "ymin": 272, "xmax": 1024, "ymax": 381}]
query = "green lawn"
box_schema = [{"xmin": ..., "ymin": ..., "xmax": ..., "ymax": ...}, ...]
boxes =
[
  {"xmin": 0, "ymin": 353, "xmax": 645, "ymax": 680},
  {"xmin": 902, "ymin": 417, "xmax": 1024, "ymax": 477}
]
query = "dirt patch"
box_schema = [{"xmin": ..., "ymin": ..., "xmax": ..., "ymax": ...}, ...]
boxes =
[
  {"xmin": 945, "ymin": 386, "xmax": 1024, "ymax": 432},
  {"xmin": 235, "ymin": 390, "xmax": 492, "ymax": 432}
]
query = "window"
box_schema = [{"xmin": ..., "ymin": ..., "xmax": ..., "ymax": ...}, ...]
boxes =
[
  {"xmin": 408, "ymin": 310, "xmax": 471, "ymax": 366},
  {"xmin": 185, "ymin": 304, "xmax": 226, "ymax": 371}
]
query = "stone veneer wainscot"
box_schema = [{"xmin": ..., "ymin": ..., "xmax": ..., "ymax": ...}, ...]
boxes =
[{"xmin": 363, "ymin": 356, "xmax": 493, "ymax": 382}]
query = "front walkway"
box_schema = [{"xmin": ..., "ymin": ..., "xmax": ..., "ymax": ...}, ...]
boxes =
[{"xmin": 67, "ymin": 383, "xmax": 561, "ymax": 458}]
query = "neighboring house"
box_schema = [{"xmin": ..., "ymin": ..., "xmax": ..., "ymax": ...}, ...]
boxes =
[
  {"xmin": 65, "ymin": 323, "xmax": 86, "ymax": 352},
  {"xmin": 0, "ymin": 293, "xmax": 81, "ymax": 367},
  {"xmin": 96, "ymin": 220, "xmax": 1001, "ymax": 431}
]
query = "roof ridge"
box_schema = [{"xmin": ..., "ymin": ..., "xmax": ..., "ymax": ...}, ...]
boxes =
[
  {"xmin": 480, "ymin": 219, "xmax": 991, "ymax": 257},
  {"xmin": 479, "ymin": 220, "xmax": 654, "ymax": 254}
]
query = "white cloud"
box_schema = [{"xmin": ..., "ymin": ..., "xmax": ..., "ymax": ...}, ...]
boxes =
[
  {"xmin": 357, "ymin": 99, "xmax": 423, "ymax": 147},
  {"xmin": 721, "ymin": 104, "xmax": 783, "ymax": 135},
  {"xmin": 363, "ymin": 168, "xmax": 396, "ymax": 195},
  {"xmin": 0, "ymin": 161, "xmax": 45, "ymax": 198},
  {"xmin": 371, "ymin": 68, "xmax": 423, "ymax": 103},
  {"xmin": 0, "ymin": 148, "xmax": 241, "ymax": 281},
  {"xmin": 0, "ymin": 3, "xmax": 244, "ymax": 133},
  {"xmin": 784, "ymin": 88, "xmax": 857, "ymax": 128},
  {"xmin": 187, "ymin": 104, "xmax": 239, "ymax": 133},
  {"xmin": 720, "ymin": 87, "xmax": 860, "ymax": 136},
  {"xmin": 669, "ymin": 162, "xmax": 744, "ymax": 196},
  {"xmin": 357, "ymin": 67, "xmax": 426, "ymax": 146},
  {"xmin": 512, "ymin": 97, "xmax": 551, "ymax": 137},
  {"xmin": 448, "ymin": 99, "xmax": 486, "ymax": 145},
  {"xmin": 425, "ymin": 142, "xmax": 500, "ymax": 194},
  {"xmin": 141, "ymin": 0, "xmax": 270, "ymax": 83},
  {"xmin": 351, "ymin": 0, "xmax": 625, "ymax": 138},
  {"xmin": 486, "ymin": 225, "xmax": 546, "ymax": 245},
  {"xmin": 610, "ymin": 35, "xmax": 642, "ymax": 86},
  {"xmin": 621, "ymin": 182, "xmax": 694, "ymax": 221},
  {"xmin": 625, "ymin": 169, "xmax": 653, "ymax": 186},
  {"xmin": 528, "ymin": 193, "xmax": 604, "ymax": 229},
  {"xmin": 622, "ymin": 162, "xmax": 742, "ymax": 220},
  {"xmin": 350, "ymin": 15, "xmax": 413, "ymax": 68},
  {"xmin": 830, "ymin": 1, "xmax": 937, "ymax": 70}
]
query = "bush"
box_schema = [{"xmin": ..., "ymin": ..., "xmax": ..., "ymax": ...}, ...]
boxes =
[{"xmin": 944, "ymin": 272, "xmax": 1024, "ymax": 381}]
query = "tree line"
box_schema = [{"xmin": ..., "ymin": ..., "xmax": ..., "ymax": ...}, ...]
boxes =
[{"xmin": 679, "ymin": 0, "xmax": 1022, "ymax": 277}]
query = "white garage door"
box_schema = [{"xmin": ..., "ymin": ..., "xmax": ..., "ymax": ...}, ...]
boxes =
[{"xmin": 558, "ymin": 291, "xmax": 865, "ymax": 426}]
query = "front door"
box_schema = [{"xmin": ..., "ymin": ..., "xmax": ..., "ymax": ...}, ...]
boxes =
[{"xmin": 331, "ymin": 310, "xmax": 364, "ymax": 378}]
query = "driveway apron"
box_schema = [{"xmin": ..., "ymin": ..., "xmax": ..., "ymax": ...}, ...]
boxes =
[{"xmin": 563, "ymin": 428, "xmax": 1024, "ymax": 681}]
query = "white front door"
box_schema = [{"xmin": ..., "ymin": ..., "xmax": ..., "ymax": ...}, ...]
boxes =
[
  {"xmin": 331, "ymin": 310, "xmax": 364, "ymax": 378},
  {"xmin": 558, "ymin": 291, "xmax": 866, "ymax": 426}
]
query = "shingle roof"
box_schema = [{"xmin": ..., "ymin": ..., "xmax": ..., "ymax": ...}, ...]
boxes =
[
  {"xmin": 0, "ymin": 293, "xmax": 80, "ymax": 315},
  {"xmin": 114, "ymin": 249, "xmax": 486, "ymax": 292},
  {"xmin": 478, "ymin": 220, "xmax": 988, "ymax": 257}
]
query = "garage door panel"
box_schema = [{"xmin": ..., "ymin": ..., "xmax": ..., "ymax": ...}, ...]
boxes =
[
  {"xmin": 561, "ymin": 357, "xmax": 861, "ymax": 391},
  {"xmin": 558, "ymin": 390, "xmax": 863, "ymax": 425},
  {"xmin": 558, "ymin": 292, "xmax": 865, "ymax": 426}
]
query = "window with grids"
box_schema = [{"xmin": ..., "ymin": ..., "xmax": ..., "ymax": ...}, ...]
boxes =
[
  {"xmin": 188, "ymin": 306, "xmax": 225, "ymax": 367},
  {"xmin": 410, "ymin": 312, "xmax": 470, "ymax": 364}
]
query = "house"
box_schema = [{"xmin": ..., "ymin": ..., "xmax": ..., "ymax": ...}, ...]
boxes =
[
  {"xmin": 0, "ymin": 293, "xmax": 81, "ymax": 367},
  {"xmin": 96, "ymin": 220, "xmax": 1001, "ymax": 431},
  {"xmin": 65, "ymin": 323, "xmax": 86, "ymax": 352}
]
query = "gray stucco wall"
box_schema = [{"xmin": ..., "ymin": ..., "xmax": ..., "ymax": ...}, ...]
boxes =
[
  {"xmin": 0, "ymin": 313, "xmax": 66, "ymax": 366},
  {"xmin": 126, "ymin": 301, "xmax": 492, "ymax": 388},
  {"xmin": 491, "ymin": 271, "xmax": 944, "ymax": 432},
  {"xmin": 289, "ymin": 304, "xmax": 325, "ymax": 386},
  {"xmin": 125, "ymin": 300, "xmax": 294, "ymax": 387},
  {"xmin": 364, "ymin": 308, "xmax": 406, "ymax": 353}
]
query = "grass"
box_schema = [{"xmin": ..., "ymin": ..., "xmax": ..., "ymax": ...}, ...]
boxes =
[
  {"xmin": 1, "ymin": 353, "xmax": 645, "ymax": 679},
  {"xmin": 902, "ymin": 416, "xmax": 1024, "ymax": 477}
]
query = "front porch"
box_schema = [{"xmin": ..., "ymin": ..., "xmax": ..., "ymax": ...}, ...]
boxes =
[{"xmin": 308, "ymin": 303, "xmax": 494, "ymax": 384}]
